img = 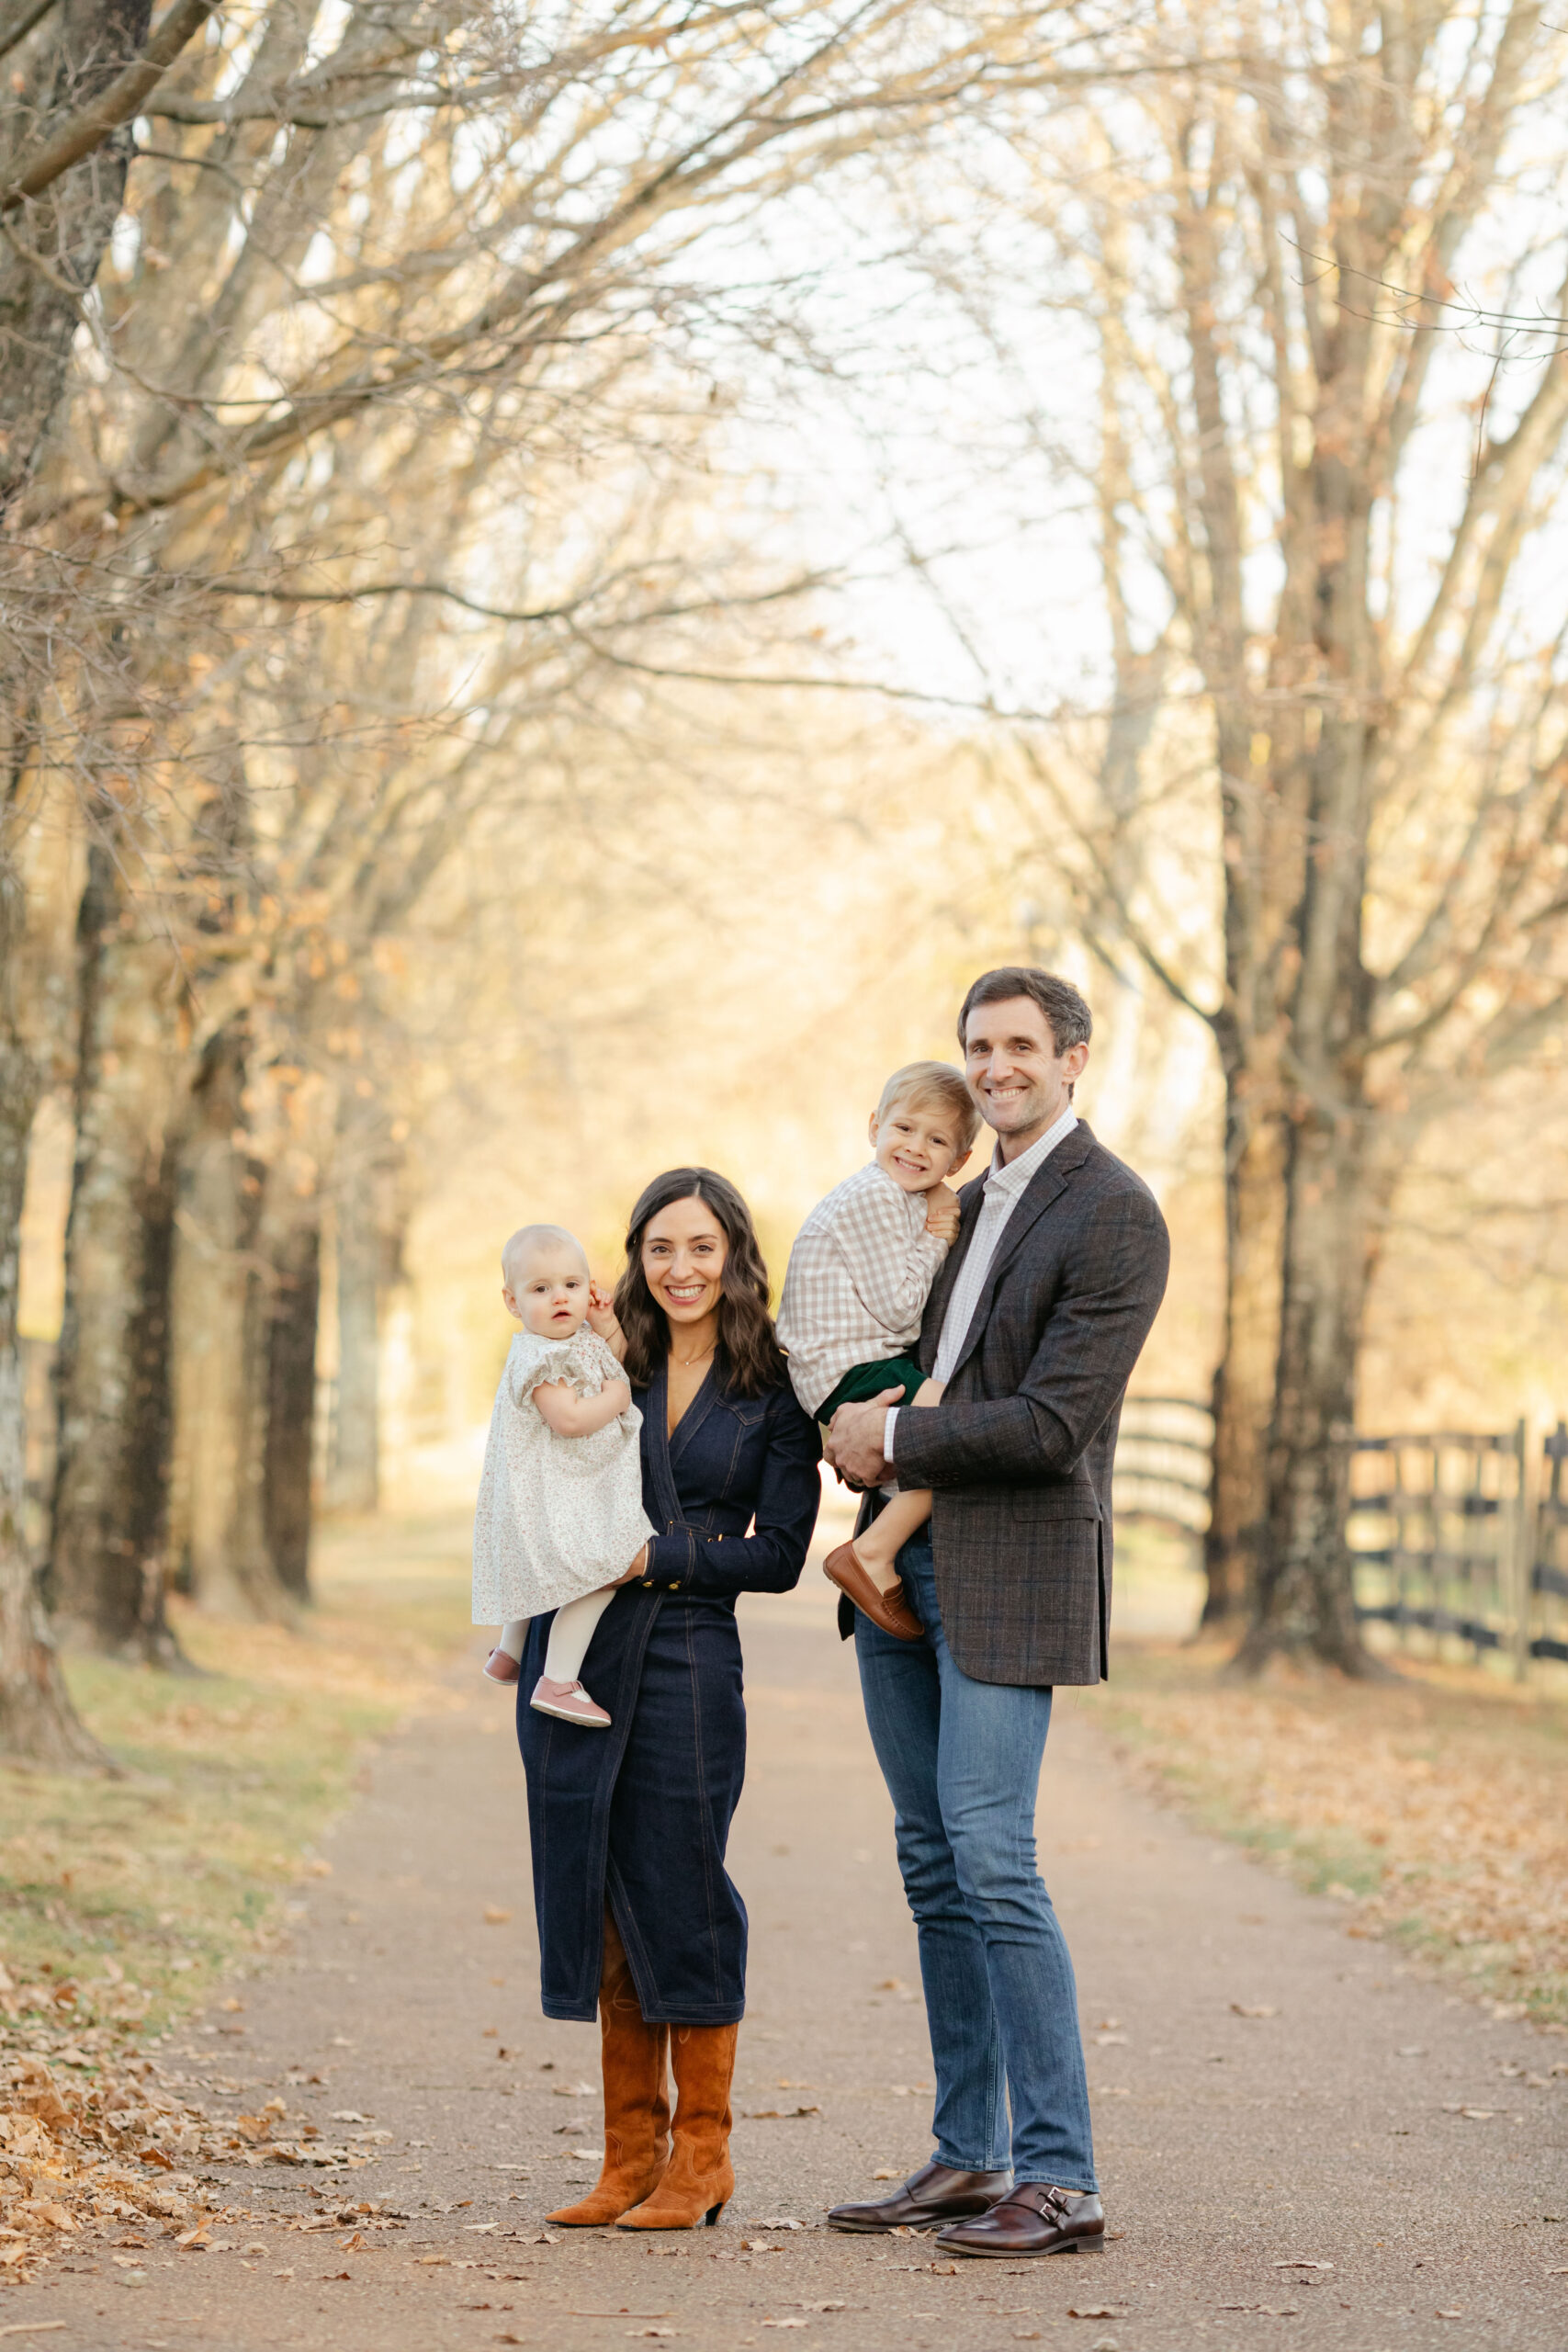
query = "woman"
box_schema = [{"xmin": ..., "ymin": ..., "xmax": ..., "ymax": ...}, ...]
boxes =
[{"xmin": 517, "ymin": 1167, "xmax": 819, "ymax": 2231}]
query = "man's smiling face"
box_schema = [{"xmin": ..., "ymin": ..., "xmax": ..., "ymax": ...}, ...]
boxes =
[{"xmin": 963, "ymin": 994, "xmax": 1089, "ymax": 1157}]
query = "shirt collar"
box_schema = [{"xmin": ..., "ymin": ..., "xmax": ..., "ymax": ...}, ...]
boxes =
[{"xmin": 985, "ymin": 1104, "xmax": 1078, "ymax": 1198}]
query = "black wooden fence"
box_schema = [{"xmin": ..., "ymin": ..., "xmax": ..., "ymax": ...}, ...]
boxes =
[
  {"xmin": 1112, "ymin": 1395, "xmax": 1213, "ymax": 1537},
  {"xmin": 1112, "ymin": 1401, "xmax": 1568, "ymax": 1676}
]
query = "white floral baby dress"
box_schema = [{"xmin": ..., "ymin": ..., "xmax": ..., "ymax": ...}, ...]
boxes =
[{"xmin": 471, "ymin": 1325, "xmax": 655, "ymax": 1625}]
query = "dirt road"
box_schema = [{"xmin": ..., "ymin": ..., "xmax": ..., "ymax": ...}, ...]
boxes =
[{"xmin": 14, "ymin": 1576, "xmax": 1568, "ymax": 2352}]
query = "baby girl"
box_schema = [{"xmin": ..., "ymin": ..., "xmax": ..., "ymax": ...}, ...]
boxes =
[
  {"xmin": 471, "ymin": 1223, "xmax": 652, "ymax": 1727},
  {"xmin": 775, "ymin": 1060, "xmax": 977, "ymax": 1640}
]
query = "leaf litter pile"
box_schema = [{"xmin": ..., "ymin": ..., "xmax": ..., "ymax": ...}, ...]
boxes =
[
  {"xmin": 1100, "ymin": 1645, "xmax": 1568, "ymax": 2020},
  {"xmin": 0, "ymin": 1966, "xmax": 406, "ymax": 2285}
]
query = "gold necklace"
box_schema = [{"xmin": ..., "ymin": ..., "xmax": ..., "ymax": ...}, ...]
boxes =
[{"xmin": 671, "ymin": 1342, "xmax": 716, "ymax": 1369}]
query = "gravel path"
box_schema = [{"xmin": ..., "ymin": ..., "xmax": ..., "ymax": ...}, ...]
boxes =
[{"xmin": 15, "ymin": 1579, "xmax": 1568, "ymax": 2351}]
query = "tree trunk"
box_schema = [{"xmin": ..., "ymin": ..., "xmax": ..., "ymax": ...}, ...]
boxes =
[
  {"xmin": 261, "ymin": 1177, "xmax": 320, "ymax": 1600},
  {"xmin": 1237, "ymin": 1101, "xmax": 1382, "ymax": 1673},
  {"xmin": 0, "ymin": 0, "xmax": 153, "ymax": 512},
  {"xmin": 47, "ymin": 845, "xmax": 184, "ymax": 1661},
  {"xmin": 1202, "ymin": 1090, "xmax": 1286, "ymax": 1626},
  {"xmin": 168, "ymin": 1019, "xmax": 293, "ymax": 1621},
  {"xmin": 327, "ymin": 1142, "xmax": 380, "ymax": 1515},
  {"xmin": 0, "ymin": 1025, "xmax": 107, "ymax": 1763}
]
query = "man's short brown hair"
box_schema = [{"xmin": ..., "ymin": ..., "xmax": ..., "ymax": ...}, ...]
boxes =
[
  {"xmin": 875, "ymin": 1061, "xmax": 982, "ymax": 1152},
  {"xmin": 957, "ymin": 967, "xmax": 1093, "ymax": 1057}
]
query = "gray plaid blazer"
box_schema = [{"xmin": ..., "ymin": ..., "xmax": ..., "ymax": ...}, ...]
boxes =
[{"xmin": 848, "ymin": 1120, "xmax": 1168, "ymax": 1688}]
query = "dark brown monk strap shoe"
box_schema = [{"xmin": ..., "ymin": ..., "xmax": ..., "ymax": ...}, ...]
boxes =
[
  {"xmin": 937, "ymin": 2181, "xmax": 1104, "ymax": 2258},
  {"xmin": 827, "ymin": 2159, "xmax": 1010, "ymax": 2233}
]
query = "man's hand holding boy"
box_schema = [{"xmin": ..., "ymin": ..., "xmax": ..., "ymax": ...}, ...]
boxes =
[{"xmin": 824, "ymin": 1388, "xmax": 902, "ymax": 1488}]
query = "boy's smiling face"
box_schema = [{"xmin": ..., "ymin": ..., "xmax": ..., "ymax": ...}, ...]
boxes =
[{"xmin": 869, "ymin": 1096, "xmax": 971, "ymax": 1193}]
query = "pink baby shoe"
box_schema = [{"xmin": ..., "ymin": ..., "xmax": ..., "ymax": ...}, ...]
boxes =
[
  {"xmin": 484, "ymin": 1648, "xmax": 521, "ymax": 1683},
  {"xmin": 529, "ymin": 1675, "xmax": 611, "ymax": 1728}
]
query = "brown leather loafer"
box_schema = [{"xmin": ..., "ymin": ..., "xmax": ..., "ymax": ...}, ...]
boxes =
[
  {"xmin": 827, "ymin": 2159, "xmax": 1010, "ymax": 2233},
  {"xmin": 821, "ymin": 1542, "xmax": 924, "ymax": 1641},
  {"xmin": 938, "ymin": 2182, "xmax": 1104, "ymax": 2257}
]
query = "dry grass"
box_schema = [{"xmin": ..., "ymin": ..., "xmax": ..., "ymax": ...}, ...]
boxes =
[
  {"xmin": 0, "ymin": 1520, "xmax": 472, "ymax": 2280},
  {"xmin": 1100, "ymin": 1637, "xmax": 1568, "ymax": 2025}
]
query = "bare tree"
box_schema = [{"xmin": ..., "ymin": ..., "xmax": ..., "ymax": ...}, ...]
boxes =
[{"xmin": 977, "ymin": 0, "xmax": 1568, "ymax": 1664}]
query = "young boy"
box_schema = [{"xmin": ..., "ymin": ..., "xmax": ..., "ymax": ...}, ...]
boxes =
[{"xmin": 775, "ymin": 1061, "xmax": 978, "ymax": 1639}]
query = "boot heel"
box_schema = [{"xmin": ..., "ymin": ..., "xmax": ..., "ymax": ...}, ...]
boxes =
[
  {"xmin": 1077, "ymin": 2235, "xmax": 1105, "ymax": 2253},
  {"xmin": 705, "ymin": 2202, "xmax": 725, "ymax": 2227}
]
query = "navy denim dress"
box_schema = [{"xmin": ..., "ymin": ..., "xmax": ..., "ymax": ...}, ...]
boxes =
[{"xmin": 517, "ymin": 1358, "xmax": 819, "ymax": 2024}]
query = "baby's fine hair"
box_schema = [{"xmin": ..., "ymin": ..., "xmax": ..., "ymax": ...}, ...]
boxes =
[
  {"xmin": 875, "ymin": 1061, "xmax": 981, "ymax": 1153},
  {"xmin": 502, "ymin": 1223, "xmax": 588, "ymax": 1286}
]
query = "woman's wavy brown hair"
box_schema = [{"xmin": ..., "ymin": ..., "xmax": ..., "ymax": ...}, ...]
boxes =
[{"xmin": 614, "ymin": 1167, "xmax": 786, "ymax": 1398}]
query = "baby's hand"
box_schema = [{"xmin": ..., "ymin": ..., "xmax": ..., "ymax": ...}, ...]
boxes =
[
  {"xmin": 587, "ymin": 1281, "xmax": 626, "ymax": 1356},
  {"xmin": 924, "ymin": 1182, "xmax": 960, "ymax": 1243}
]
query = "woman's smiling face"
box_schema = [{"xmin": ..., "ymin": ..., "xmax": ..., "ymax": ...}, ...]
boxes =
[{"xmin": 641, "ymin": 1193, "xmax": 728, "ymax": 1328}]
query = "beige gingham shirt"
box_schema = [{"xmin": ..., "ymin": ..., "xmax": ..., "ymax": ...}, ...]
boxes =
[{"xmin": 776, "ymin": 1160, "xmax": 949, "ymax": 1417}]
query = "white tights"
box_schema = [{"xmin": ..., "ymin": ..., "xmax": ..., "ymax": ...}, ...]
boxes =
[{"xmin": 497, "ymin": 1586, "xmax": 615, "ymax": 1685}]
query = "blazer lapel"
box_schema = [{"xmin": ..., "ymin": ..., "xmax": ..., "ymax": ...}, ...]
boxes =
[{"xmin": 942, "ymin": 1123, "xmax": 1097, "ymax": 1386}]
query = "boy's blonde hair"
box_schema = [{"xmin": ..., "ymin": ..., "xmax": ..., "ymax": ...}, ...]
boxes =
[{"xmin": 874, "ymin": 1061, "xmax": 981, "ymax": 1153}]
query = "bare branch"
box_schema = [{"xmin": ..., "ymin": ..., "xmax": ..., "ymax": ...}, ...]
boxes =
[{"xmin": 1, "ymin": 0, "xmax": 220, "ymax": 214}]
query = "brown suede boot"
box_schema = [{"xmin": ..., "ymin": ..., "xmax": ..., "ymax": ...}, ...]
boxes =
[
  {"xmin": 547, "ymin": 1916, "xmax": 670, "ymax": 2226},
  {"xmin": 615, "ymin": 2022, "xmax": 737, "ymax": 2230}
]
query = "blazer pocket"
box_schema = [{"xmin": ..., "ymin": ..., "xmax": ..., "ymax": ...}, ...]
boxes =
[{"xmin": 1008, "ymin": 1488, "xmax": 1102, "ymax": 1524}]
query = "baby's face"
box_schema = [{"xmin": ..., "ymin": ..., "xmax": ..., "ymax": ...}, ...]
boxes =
[
  {"xmin": 870, "ymin": 1099, "xmax": 971, "ymax": 1193},
  {"xmin": 503, "ymin": 1245, "xmax": 592, "ymax": 1339}
]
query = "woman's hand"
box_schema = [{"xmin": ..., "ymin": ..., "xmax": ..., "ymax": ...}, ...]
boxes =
[
  {"xmin": 613, "ymin": 1544, "xmax": 649, "ymax": 1587},
  {"xmin": 587, "ymin": 1281, "xmax": 627, "ymax": 1357}
]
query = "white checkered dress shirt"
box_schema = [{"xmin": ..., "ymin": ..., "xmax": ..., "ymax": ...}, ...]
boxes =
[
  {"xmin": 776, "ymin": 1160, "xmax": 949, "ymax": 1417},
  {"xmin": 885, "ymin": 1104, "xmax": 1078, "ymax": 1462}
]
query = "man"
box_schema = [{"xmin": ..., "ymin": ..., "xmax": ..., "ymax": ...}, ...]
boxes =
[{"xmin": 823, "ymin": 967, "xmax": 1168, "ymax": 2258}]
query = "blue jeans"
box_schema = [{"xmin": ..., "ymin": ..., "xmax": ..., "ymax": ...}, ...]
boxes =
[{"xmin": 854, "ymin": 1532, "xmax": 1097, "ymax": 2191}]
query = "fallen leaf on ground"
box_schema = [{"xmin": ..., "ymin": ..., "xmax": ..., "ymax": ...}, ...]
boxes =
[
  {"xmin": 1068, "ymin": 2310, "xmax": 1124, "ymax": 2321},
  {"xmin": 1437, "ymin": 2312, "xmax": 1463, "ymax": 2321},
  {"xmin": 873, "ymin": 2169, "xmax": 898, "ymax": 2180},
  {"xmin": 1274, "ymin": 2259, "xmax": 1333, "ymax": 2269},
  {"xmin": 1231, "ymin": 2004, "xmax": 1278, "ymax": 2018},
  {"xmin": 745, "ymin": 2106, "xmax": 820, "ymax": 2120},
  {"xmin": 483, "ymin": 1906, "xmax": 513, "ymax": 1925},
  {"xmin": 751, "ymin": 2217, "xmax": 803, "ymax": 2229}
]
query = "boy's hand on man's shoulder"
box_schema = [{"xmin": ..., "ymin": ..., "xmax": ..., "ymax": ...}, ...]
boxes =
[{"xmin": 924, "ymin": 1182, "xmax": 961, "ymax": 1242}]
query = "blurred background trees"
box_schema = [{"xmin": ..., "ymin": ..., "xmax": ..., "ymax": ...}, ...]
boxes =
[{"xmin": 3, "ymin": 0, "xmax": 1567, "ymax": 1757}]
